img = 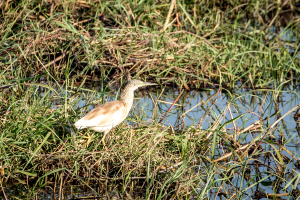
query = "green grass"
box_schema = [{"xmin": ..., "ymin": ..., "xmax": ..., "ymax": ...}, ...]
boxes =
[
  {"xmin": 1, "ymin": 0, "xmax": 300, "ymax": 199},
  {"xmin": 0, "ymin": 0, "xmax": 299, "ymax": 88},
  {"xmin": 1, "ymin": 79, "xmax": 300, "ymax": 199}
]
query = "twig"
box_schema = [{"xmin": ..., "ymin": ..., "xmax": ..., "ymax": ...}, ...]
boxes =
[
  {"xmin": 258, "ymin": 91, "xmax": 269, "ymax": 114},
  {"xmin": 0, "ymin": 84, "xmax": 15, "ymax": 90},
  {"xmin": 157, "ymin": 100, "xmax": 182, "ymax": 107},
  {"xmin": 199, "ymin": 94, "xmax": 218, "ymax": 126},
  {"xmin": 166, "ymin": 30, "xmax": 217, "ymax": 51},
  {"xmin": 159, "ymin": 89, "xmax": 184, "ymax": 123},
  {"xmin": 228, "ymin": 105, "xmax": 236, "ymax": 140},
  {"xmin": 183, "ymin": 89, "xmax": 219, "ymax": 117},
  {"xmin": 34, "ymin": 52, "xmax": 66, "ymax": 75},
  {"xmin": 174, "ymin": 1, "xmax": 181, "ymax": 30},
  {"xmin": 159, "ymin": 161, "xmax": 183, "ymax": 173},
  {"xmin": 57, "ymin": 139, "xmax": 68, "ymax": 152},
  {"xmin": 163, "ymin": 0, "xmax": 176, "ymax": 31},
  {"xmin": 1, "ymin": 186, "xmax": 8, "ymax": 200},
  {"xmin": 252, "ymin": 103, "xmax": 300, "ymax": 154},
  {"xmin": 213, "ymin": 143, "xmax": 250, "ymax": 162}
]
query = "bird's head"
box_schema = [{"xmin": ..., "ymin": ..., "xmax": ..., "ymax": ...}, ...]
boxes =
[{"xmin": 127, "ymin": 79, "xmax": 158, "ymax": 91}]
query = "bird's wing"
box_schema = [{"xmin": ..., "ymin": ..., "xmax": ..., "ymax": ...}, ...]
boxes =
[{"xmin": 74, "ymin": 100, "xmax": 127, "ymax": 129}]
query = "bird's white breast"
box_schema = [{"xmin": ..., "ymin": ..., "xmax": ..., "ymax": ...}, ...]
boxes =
[{"xmin": 74, "ymin": 100, "xmax": 129, "ymax": 132}]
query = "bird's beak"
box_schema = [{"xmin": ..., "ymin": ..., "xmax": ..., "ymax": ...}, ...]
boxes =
[{"xmin": 142, "ymin": 82, "xmax": 158, "ymax": 86}]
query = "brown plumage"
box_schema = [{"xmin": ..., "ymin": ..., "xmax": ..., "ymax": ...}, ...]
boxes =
[{"xmin": 74, "ymin": 79, "xmax": 157, "ymax": 146}]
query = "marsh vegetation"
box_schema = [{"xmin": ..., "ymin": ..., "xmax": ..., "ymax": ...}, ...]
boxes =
[{"xmin": 1, "ymin": 0, "xmax": 300, "ymax": 199}]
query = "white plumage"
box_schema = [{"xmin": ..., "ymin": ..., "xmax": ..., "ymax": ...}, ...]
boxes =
[{"xmin": 74, "ymin": 79, "xmax": 157, "ymax": 146}]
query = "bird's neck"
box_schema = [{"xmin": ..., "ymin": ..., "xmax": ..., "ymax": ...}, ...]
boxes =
[{"xmin": 120, "ymin": 87, "xmax": 135, "ymax": 110}]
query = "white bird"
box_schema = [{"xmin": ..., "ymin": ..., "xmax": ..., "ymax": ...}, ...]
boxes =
[{"xmin": 75, "ymin": 79, "xmax": 158, "ymax": 147}]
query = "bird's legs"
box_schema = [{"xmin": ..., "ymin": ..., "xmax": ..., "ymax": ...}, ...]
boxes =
[
  {"xmin": 81, "ymin": 130, "xmax": 110, "ymax": 149},
  {"xmin": 101, "ymin": 130, "xmax": 109, "ymax": 149}
]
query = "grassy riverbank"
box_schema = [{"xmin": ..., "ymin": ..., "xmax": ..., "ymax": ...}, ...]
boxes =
[
  {"xmin": 1, "ymin": 0, "xmax": 300, "ymax": 199},
  {"xmin": 1, "ymin": 0, "xmax": 299, "ymax": 88}
]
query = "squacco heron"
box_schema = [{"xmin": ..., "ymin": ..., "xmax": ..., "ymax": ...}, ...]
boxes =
[{"xmin": 74, "ymin": 79, "xmax": 158, "ymax": 147}]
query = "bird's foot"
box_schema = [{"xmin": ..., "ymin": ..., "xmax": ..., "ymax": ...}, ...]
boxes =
[{"xmin": 82, "ymin": 132, "xmax": 93, "ymax": 147}]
